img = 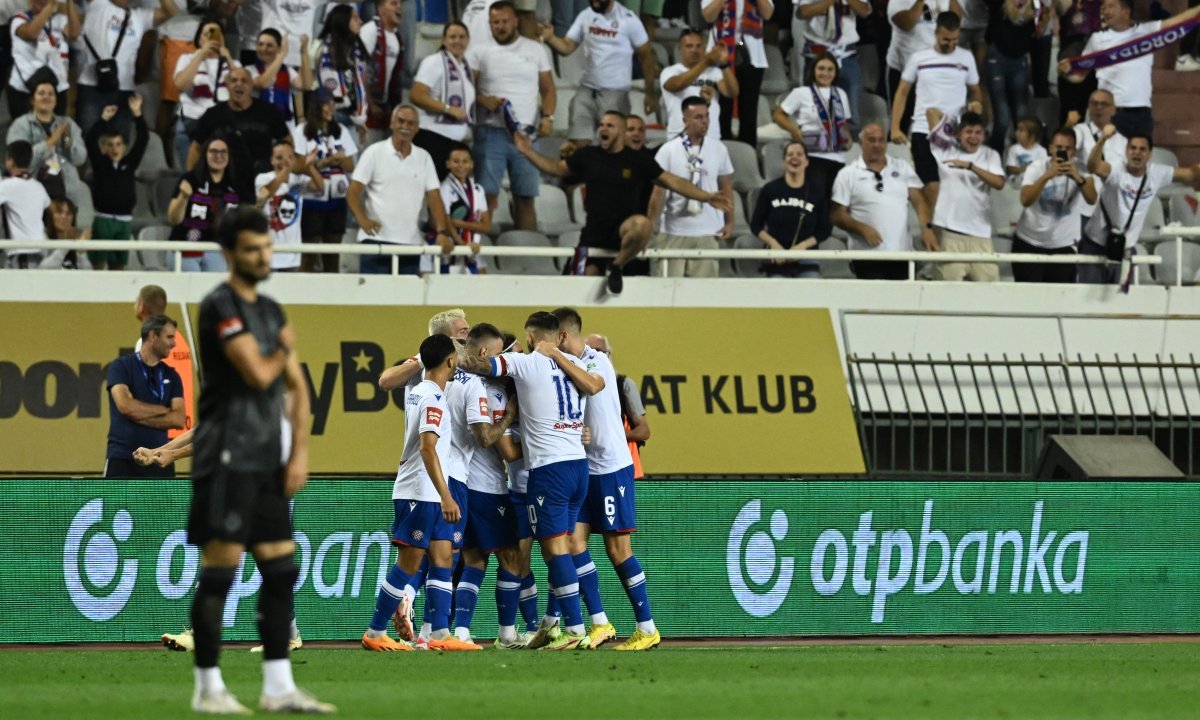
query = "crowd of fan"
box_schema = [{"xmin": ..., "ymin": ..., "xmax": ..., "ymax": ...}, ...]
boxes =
[{"xmin": 0, "ymin": 0, "xmax": 1198, "ymax": 282}]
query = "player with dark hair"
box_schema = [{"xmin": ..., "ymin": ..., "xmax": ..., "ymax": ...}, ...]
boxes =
[
  {"xmin": 535, "ymin": 307, "xmax": 660, "ymax": 650},
  {"xmin": 459, "ymin": 311, "xmax": 592, "ymax": 649},
  {"xmin": 362, "ymin": 333, "xmax": 479, "ymax": 652},
  {"xmin": 186, "ymin": 206, "xmax": 332, "ymax": 713}
]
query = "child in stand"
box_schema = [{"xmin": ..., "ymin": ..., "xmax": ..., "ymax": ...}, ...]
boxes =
[
  {"xmin": 0, "ymin": 140, "xmax": 52, "ymax": 268},
  {"xmin": 41, "ymin": 198, "xmax": 93, "ymax": 269},
  {"xmin": 1004, "ymin": 117, "xmax": 1048, "ymax": 180},
  {"xmin": 86, "ymin": 94, "xmax": 149, "ymax": 270},
  {"xmin": 255, "ymin": 140, "xmax": 324, "ymax": 272},
  {"xmin": 422, "ymin": 143, "xmax": 492, "ymax": 275}
]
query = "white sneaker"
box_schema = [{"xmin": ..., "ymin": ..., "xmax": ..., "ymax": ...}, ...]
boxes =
[
  {"xmin": 259, "ymin": 687, "xmax": 337, "ymax": 714},
  {"xmin": 250, "ymin": 635, "xmax": 303, "ymax": 653},
  {"xmin": 191, "ymin": 688, "xmax": 252, "ymax": 715},
  {"xmin": 1177, "ymin": 55, "xmax": 1200, "ymax": 72},
  {"xmin": 162, "ymin": 628, "xmax": 194, "ymax": 652}
]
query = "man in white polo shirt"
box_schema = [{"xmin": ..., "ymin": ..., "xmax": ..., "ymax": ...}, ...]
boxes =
[
  {"xmin": 927, "ymin": 111, "xmax": 1004, "ymax": 282},
  {"xmin": 347, "ymin": 105, "xmax": 457, "ymax": 275},
  {"xmin": 470, "ymin": 1, "xmax": 556, "ymax": 232},
  {"xmin": 832, "ymin": 123, "xmax": 938, "ymax": 281},
  {"xmin": 1081, "ymin": 124, "xmax": 1200, "ymax": 284},
  {"xmin": 541, "ymin": 0, "xmax": 659, "ymax": 148},
  {"xmin": 647, "ymin": 97, "xmax": 734, "ymax": 278},
  {"xmin": 890, "ymin": 11, "xmax": 982, "ymax": 209},
  {"xmin": 1060, "ymin": 0, "xmax": 1200, "ymax": 139},
  {"xmin": 1067, "ymin": 89, "xmax": 1125, "ymax": 231},
  {"xmin": 659, "ymin": 29, "xmax": 735, "ymax": 141}
]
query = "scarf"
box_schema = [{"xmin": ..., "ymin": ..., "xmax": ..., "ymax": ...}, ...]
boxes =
[
  {"xmin": 369, "ymin": 21, "xmax": 404, "ymax": 127},
  {"xmin": 1066, "ymin": 15, "xmax": 1200, "ymax": 74},
  {"xmin": 317, "ymin": 36, "xmax": 368, "ymax": 126},
  {"xmin": 255, "ymin": 60, "xmax": 293, "ymax": 122},
  {"xmin": 439, "ymin": 50, "xmax": 470, "ymax": 125},
  {"xmin": 808, "ymin": 86, "xmax": 850, "ymax": 152},
  {"xmin": 442, "ymin": 174, "xmax": 481, "ymax": 273},
  {"xmin": 714, "ymin": 0, "xmax": 763, "ymax": 66},
  {"xmin": 680, "ymin": 132, "xmax": 705, "ymax": 215}
]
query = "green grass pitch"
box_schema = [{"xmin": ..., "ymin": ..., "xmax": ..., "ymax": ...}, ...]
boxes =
[{"xmin": 1, "ymin": 643, "xmax": 1197, "ymax": 719}]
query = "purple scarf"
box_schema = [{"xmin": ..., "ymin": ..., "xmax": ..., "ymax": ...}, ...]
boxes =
[{"xmin": 1066, "ymin": 16, "xmax": 1200, "ymax": 73}]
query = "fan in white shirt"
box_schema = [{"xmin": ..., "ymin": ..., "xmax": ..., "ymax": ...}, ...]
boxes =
[
  {"xmin": 1066, "ymin": 89, "xmax": 1126, "ymax": 220},
  {"xmin": 928, "ymin": 111, "xmax": 1005, "ymax": 282},
  {"xmin": 255, "ymin": 141, "xmax": 323, "ymax": 271},
  {"xmin": 1080, "ymin": 124, "xmax": 1200, "ymax": 284},
  {"xmin": 1013, "ymin": 128, "xmax": 1098, "ymax": 284},
  {"xmin": 0, "ymin": 140, "xmax": 51, "ymax": 268},
  {"xmin": 659, "ymin": 29, "xmax": 735, "ymax": 140}
]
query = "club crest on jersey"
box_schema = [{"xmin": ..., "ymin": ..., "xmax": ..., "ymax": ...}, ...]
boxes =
[
  {"xmin": 411, "ymin": 530, "xmax": 424, "ymax": 541},
  {"xmin": 453, "ymin": 531, "xmax": 463, "ymax": 544},
  {"xmin": 536, "ymin": 496, "xmax": 545, "ymax": 507},
  {"xmin": 425, "ymin": 407, "xmax": 443, "ymax": 426}
]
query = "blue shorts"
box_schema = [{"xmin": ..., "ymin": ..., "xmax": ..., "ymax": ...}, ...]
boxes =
[
  {"xmin": 525, "ymin": 458, "xmax": 589, "ymax": 540},
  {"xmin": 510, "ymin": 492, "xmax": 533, "ymax": 541},
  {"xmin": 465, "ymin": 489, "xmax": 519, "ymax": 552},
  {"xmin": 576, "ymin": 465, "xmax": 638, "ymax": 533},
  {"xmin": 391, "ymin": 478, "xmax": 468, "ymax": 549},
  {"xmin": 473, "ymin": 126, "xmax": 541, "ymax": 198}
]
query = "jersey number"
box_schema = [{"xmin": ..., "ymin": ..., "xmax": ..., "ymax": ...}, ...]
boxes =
[
  {"xmin": 604, "ymin": 495, "xmax": 616, "ymax": 518},
  {"xmin": 550, "ymin": 374, "xmax": 583, "ymax": 421}
]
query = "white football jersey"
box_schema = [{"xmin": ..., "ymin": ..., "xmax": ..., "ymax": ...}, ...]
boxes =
[
  {"xmin": 393, "ymin": 379, "xmax": 452, "ymax": 503},
  {"xmin": 488, "ymin": 352, "xmax": 587, "ymax": 470},
  {"xmin": 579, "ymin": 347, "xmax": 634, "ymax": 475},
  {"xmin": 506, "ymin": 416, "xmax": 530, "ymax": 494},
  {"xmin": 445, "ymin": 368, "xmax": 490, "ymax": 481},
  {"xmin": 468, "ymin": 379, "xmax": 512, "ymax": 495}
]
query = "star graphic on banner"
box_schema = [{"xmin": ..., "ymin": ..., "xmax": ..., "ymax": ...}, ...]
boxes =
[{"xmin": 353, "ymin": 349, "xmax": 372, "ymax": 372}]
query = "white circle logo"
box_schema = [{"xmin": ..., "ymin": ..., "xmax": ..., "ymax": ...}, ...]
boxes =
[
  {"xmin": 726, "ymin": 500, "xmax": 795, "ymax": 618},
  {"xmin": 63, "ymin": 499, "xmax": 139, "ymax": 621}
]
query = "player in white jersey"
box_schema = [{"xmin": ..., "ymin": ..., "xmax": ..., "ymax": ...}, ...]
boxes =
[
  {"xmin": 534, "ymin": 307, "xmax": 660, "ymax": 651},
  {"xmin": 458, "ymin": 312, "xmax": 593, "ymax": 650},
  {"xmin": 362, "ymin": 334, "xmax": 480, "ymax": 652}
]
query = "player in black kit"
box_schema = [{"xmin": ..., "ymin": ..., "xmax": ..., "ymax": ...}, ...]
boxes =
[{"xmin": 186, "ymin": 206, "xmax": 335, "ymax": 715}]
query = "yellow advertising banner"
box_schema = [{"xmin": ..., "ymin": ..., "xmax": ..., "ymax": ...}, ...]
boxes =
[{"xmin": 1, "ymin": 303, "xmax": 864, "ymax": 475}]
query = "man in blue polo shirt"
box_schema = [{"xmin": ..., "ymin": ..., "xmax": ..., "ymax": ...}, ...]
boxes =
[{"xmin": 105, "ymin": 315, "xmax": 186, "ymax": 478}]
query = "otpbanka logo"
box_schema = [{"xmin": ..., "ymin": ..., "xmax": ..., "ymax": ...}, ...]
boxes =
[
  {"xmin": 727, "ymin": 499, "xmax": 1089, "ymax": 623},
  {"xmin": 64, "ymin": 499, "xmax": 139, "ymax": 620}
]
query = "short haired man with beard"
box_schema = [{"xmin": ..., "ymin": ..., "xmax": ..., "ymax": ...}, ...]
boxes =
[
  {"xmin": 515, "ymin": 110, "xmax": 730, "ymax": 294},
  {"xmin": 105, "ymin": 315, "xmax": 186, "ymax": 478},
  {"xmin": 186, "ymin": 206, "xmax": 330, "ymax": 714},
  {"xmin": 1081, "ymin": 126, "xmax": 1200, "ymax": 284},
  {"xmin": 659, "ymin": 29, "xmax": 735, "ymax": 141},
  {"xmin": 540, "ymin": 0, "xmax": 659, "ymax": 148}
]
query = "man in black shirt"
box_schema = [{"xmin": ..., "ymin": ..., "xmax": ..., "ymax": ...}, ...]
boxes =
[
  {"xmin": 186, "ymin": 206, "xmax": 332, "ymax": 715},
  {"xmin": 514, "ymin": 110, "xmax": 729, "ymax": 295},
  {"xmin": 104, "ymin": 315, "xmax": 185, "ymax": 478},
  {"xmin": 187, "ymin": 67, "xmax": 290, "ymax": 193}
]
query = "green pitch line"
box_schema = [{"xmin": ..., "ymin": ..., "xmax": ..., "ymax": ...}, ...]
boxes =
[{"xmin": 1, "ymin": 644, "xmax": 1197, "ymax": 719}]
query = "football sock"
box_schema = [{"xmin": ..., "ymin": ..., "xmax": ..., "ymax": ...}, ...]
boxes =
[
  {"xmin": 261, "ymin": 659, "xmax": 296, "ymax": 698},
  {"xmin": 573, "ymin": 550, "xmax": 608, "ymax": 625},
  {"xmin": 368, "ymin": 564, "xmax": 412, "ymax": 633},
  {"xmin": 191, "ymin": 566, "xmax": 235, "ymax": 670},
  {"xmin": 546, "ymin": 553, "xmax": 584, "ymax": 633},
  {"xmin": 519, "ymin": 572, "xmax": 539, "ymax": 631},
  {"xmin": 256, "ymin": 555, "xmax": 298, "ymax": 661},
  {"xmin": 616, "ymin": 556, "xmax": 656, "ymax": 633},
  {"xmin": 453, "ymin": 565, "xmax": 486, "ymax": 634},
  {"xmin": 495, "ymin": 568, "xmax": 522, "ymax": 632},
  {"xmin": 194, "ymin": 666, "xmax": 226, "ymax": 695},
  {"xmin": 426, "ymin": 565, "xmax": 454, "ymax": 633}
]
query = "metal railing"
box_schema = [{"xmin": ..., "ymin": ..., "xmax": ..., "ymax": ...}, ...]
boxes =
[
  {"xmin": 0, "ymin": 236, "xmax": 1181, "ymax": 282},
  {"xmin": 847, "ymin": 351, "xmax": 1200, "ymax": 479}
]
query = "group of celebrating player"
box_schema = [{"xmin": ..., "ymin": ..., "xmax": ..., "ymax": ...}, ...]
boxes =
[{"xmin": 362, "ymin": 306, "xmax": 659, "ymax": 653}]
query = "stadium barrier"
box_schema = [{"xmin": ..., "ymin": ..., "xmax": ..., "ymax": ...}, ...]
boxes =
[
  {"xmin": 2, "ymin": 478, "xmax": 1197, "ymax": 642},
  {"xmin": 0, "ymin": 235, "xmax": 1181, "ymax": 283}
]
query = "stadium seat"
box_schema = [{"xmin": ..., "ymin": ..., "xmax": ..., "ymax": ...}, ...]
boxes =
[
  {"xmin": 492, "ymin": 230, "xmax": 559, "ymax": 274},
  {"xmin": 131, "ymin": 224, "xmax": 172, "ymax": 271},
  {"xmin": 553, "ymin": 88, "xmax": 574, "ymax": 136},
  {"xmin": 1029, "ymin": 97, "xmax": 1059, "ymax": 141},
  {"xmin": 534, "ymin": 184, "xmax": 581, "ymax": 236},
  {"xmin": 886, "ymin": 142, "xmax": 914, "ymax": 165},
  {"xmin": 154, "ymin": 174, "xmax": 182, "ymax": 217},
  {"xmin": 731, "ymin": 192, "xmax": 751, "ymax": 236},
  {"xmin": 491, "ymin": 188, "xmax": 515, "ymax": 235},
  {"xmin": 756, "ymin": 95, "xmax": 773, "ymax": 132},
  {"xmin": 726, "ymin": 140, "xmax": 765, "ymax": 193},
  {"xmin": 417, "ymin": 22, "xmax": 444, "ymax": 38},
  {"xmin": 859, "ymin": 93, "xmax": 889, "ymax": 132},
  {"xmin": 1153, "ymin": 239, "xmax": 1200, "ymax": 286},
  {"xmin": 135, "ymin": 130, "xmax": 171, "ymax": 183},
  {"xmin": 414, "ymin": 33, "xmax": 441, "ymax": 61},
  {"xmin": 992, "ymin": 235, "xmax": 1014, "ymax": 281},
  {"xmin": 858, "ymin": 48, "xmax": 880, "ymax": 97},
  {"xmin": 632, "ymin": 43, "xmax": 671, "ymax": 92},
  {"xmin": 1151, "ymin": 147, "xmax": 1179, "ymax": 167},
  {"xmin": 555, "ymin": 47, "xmax": 586, "ymax": 88},
  {"xmin": 761, "ymin": 45, "xmax": 790, "ymax": 96},
  {"xmin": 731, "ymin": 233, "xmax": 762, "ymax": 278},
  {"xmin": 556, "ymin": 229, "xmax": 581, "ymax": 249},
  {"xmin": 1137, "ymin": 198, "xmax": 1167, "ymax": 243},
  {"xmin": 819, "ymin": 236, "xmax": 855, "ymax": 279},
  {"xmin": 746, "ymin": 186, "xmax": 763, "ymax": 223},
  {"xmin": 535, "ymin": 135, "xmax": 570, "ymax": 163},
  {"xmin": 629, "ymin": 90, "xmax": 658, "ymax": 125},
  {"xmin": 1169, "ymin": 193, "xmax": 1199, "ymax": 226},
  {"xmin": 134, "ymin": 81, "xmax": 162, "ymax": 129},
  {"xmin": 761, "ymin": 140, "xmax": 788, "ymax": 181},
  {"xmin": 990, "ymin": 186, "xmax": 1023, "ymax": 239}
]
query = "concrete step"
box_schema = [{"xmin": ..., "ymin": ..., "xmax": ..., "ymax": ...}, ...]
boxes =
[
  {"xmin": 1154, "ymin": 120, "xmax": 1200, "ymax": 148},
  {"xmin": 1152, "ymin": 69, "xmax": 1200, "ymax": 92}
]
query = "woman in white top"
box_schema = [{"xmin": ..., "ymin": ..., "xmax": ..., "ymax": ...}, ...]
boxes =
[
  {"xmin": 291, "ymin": 90, "xmax": 358, "ymax": 273},
  {"xmin": 173, "ymin": 20, "xmax": 236, "ymax": 167},
  {"xmin": 7, "ymin": 0, "xmax": 80, "ymax": 119},
  {"xmin": 410, "ymin": 21, "xmax": 475, "ymax": 179},
  {"xmin": 308, "ymin": 4, "xmax": 371, "ymax": 145},
  {"xmin": 772, "ymin": 52, "xmax": 853, "ymax": 238}
]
